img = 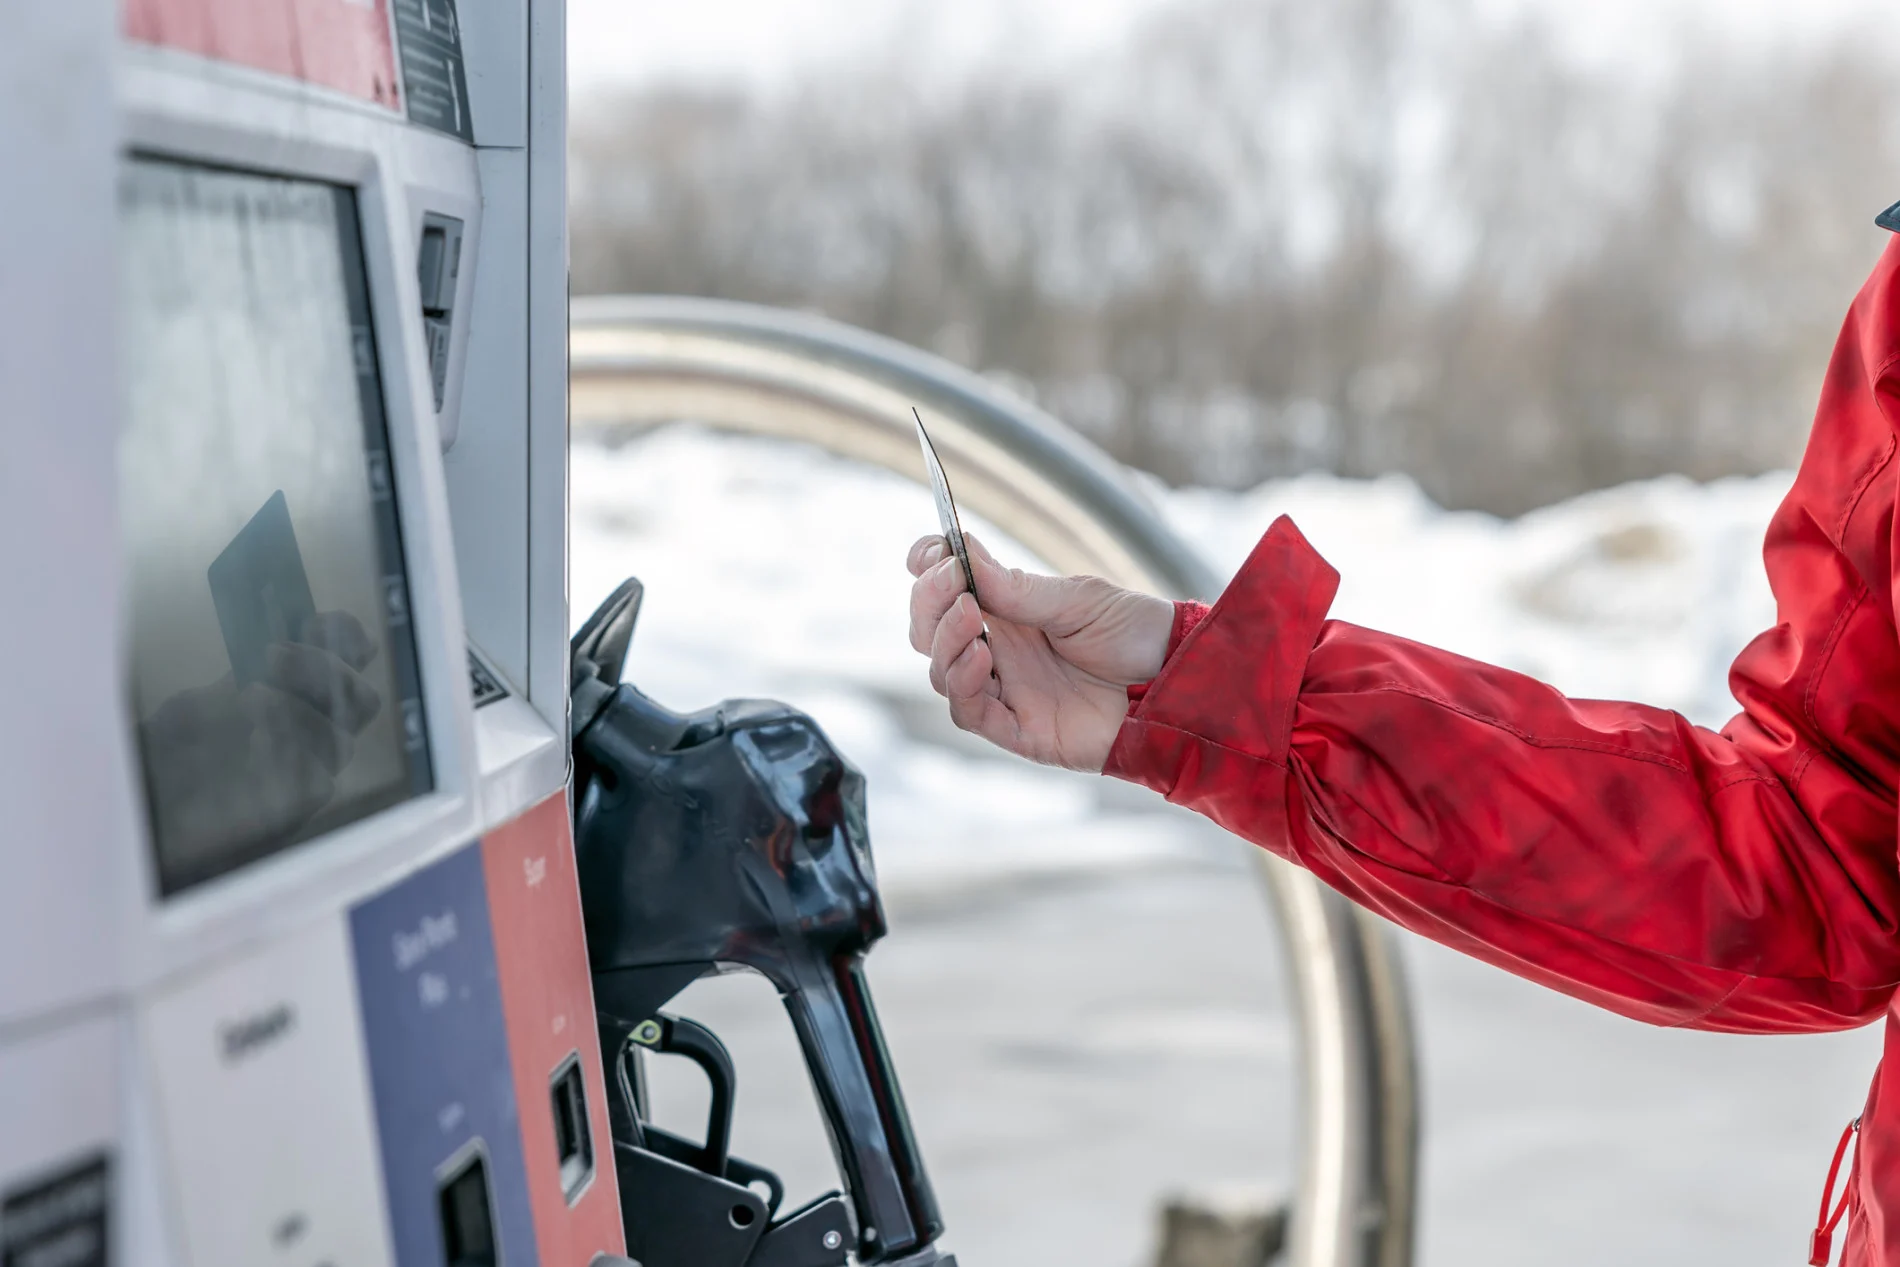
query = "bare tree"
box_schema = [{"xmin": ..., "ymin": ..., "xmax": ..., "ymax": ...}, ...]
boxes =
[{"xmin": 569, "ymin": 0, "xmax": 1900, "ymax": 514}]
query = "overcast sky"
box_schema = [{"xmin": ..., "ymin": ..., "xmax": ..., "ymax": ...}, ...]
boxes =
[{"xmin": 566, "ymin": 0, "xmax": 1882, "ymax": 98}]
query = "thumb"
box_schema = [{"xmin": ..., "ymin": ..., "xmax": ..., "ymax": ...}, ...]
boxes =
[{"xmin": 966, "ymin": 540, "xmax": 1097, "ymax": 632}]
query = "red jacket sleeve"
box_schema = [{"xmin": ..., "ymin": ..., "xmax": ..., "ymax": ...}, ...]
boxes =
[{"xmin": 1107, "ymin": 240, "xmax": 1900, "ymax": 1034}]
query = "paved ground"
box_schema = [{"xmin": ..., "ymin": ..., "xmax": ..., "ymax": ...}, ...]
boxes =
[{"xmin": 644, "ymin": 832, "xmax": 1884, "ymax": 1267}]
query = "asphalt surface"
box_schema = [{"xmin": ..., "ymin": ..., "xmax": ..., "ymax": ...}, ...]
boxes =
[{"xmin": 643, "ymin": 814, "xmax": 1884, "ymax": 1267}]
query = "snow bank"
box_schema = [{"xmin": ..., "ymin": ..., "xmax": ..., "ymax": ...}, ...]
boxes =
[
  {"xmin": 1161, "ymin": 464, "xmax": 1790, "ymax": 725},
  {"xmin": 571, "ymin": 424, "xmax": 1792, "ymax": 889}
]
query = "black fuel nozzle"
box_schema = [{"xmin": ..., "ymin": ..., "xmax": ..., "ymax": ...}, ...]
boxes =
[{"xmin": 571, "ymin": 578, "xmax": 949, "ymax": 1266}]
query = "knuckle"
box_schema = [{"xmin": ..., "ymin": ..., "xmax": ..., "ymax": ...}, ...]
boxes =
[{"xmin": 1070, "ymin": 575, "xmax": 1118, "ymax": 616}]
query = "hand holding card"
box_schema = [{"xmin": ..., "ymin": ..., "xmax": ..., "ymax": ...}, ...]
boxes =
[{"xmin": 905, "ymin": 407, "xmax": 1174, "ymax": 771}]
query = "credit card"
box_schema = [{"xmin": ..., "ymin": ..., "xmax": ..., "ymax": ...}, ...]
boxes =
[
  {"xmin": 912, "ymin": 406, "xmax": 980, "ymax": 605},
  {"xmin": 207, "ymin": 489, "xmax": 318, "ymax": 685}
]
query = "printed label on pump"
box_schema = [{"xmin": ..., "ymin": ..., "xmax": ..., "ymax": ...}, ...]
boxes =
[
  {"xmin": 142, "ymin": 916, "xmax": 394, "ymax": 1267},
  {"xmin": 390, "ymin": 0, "xmax": 473, "ymax": 140},
  {"xmin": 351, "ymin": 844, "xmax": 539, "ymax": 1267}
]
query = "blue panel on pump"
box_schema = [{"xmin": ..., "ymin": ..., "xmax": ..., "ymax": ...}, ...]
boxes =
[{"xmin": 350, "ymin": 844, "xmax": 539, "ymax": 1267}]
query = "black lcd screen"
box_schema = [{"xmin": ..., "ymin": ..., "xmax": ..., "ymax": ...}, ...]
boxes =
[{"xmin": 120, "ymin": 156, "xmax": 433, "ymax": 897}]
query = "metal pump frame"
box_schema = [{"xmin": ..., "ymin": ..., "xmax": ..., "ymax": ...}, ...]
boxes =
[{"xmin": 568, "ymin": 295, "xmax": 1420, "ymax": 1267}]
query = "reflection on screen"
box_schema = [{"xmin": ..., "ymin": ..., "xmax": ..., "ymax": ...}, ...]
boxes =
[{"xmin": 120, "ymin": 157, "xmax": 433, "ymax": 897}]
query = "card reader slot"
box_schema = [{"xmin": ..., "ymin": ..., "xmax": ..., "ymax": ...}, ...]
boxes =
[
  {"xmin": 416, "ymin": 212, "xmax": 465, "ymax": 411},
  {"xmin": 437, "ymin": 1144, "xmax": 499, "ymax": 1267},
  {"xmin": 549, "ymin": 1051, "xmax": 595, "ymax": 1203}
]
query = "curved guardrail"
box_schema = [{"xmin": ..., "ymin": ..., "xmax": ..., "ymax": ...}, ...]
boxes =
[{"xmin": 569, "ymin": 294, "xmax": 1419, "ymax": 1267}]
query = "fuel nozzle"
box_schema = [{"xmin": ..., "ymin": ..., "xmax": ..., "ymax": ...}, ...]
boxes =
[{"xmin": 571, "ymin": 578, "xmax": 954, "ymax": 1267}]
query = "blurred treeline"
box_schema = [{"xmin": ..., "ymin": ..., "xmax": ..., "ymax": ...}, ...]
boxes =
[{"xmin": 569, "ymin": 0, "xmax": 1898, "ymax": 514}]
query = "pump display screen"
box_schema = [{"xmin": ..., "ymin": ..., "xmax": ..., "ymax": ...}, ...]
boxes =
[{"xmin": 120, "ymin": 157, "xmax": 433, "ymax": 897}]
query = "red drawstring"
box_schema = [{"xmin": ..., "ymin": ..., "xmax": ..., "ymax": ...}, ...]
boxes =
[{"xmin": 1810, "ymin": 1116, "xmax": 1862, "ymax": 1265}]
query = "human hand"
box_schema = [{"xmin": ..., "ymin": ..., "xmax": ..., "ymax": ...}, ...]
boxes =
[
  {"xmin": 906, "ymin": 533, "xmax": 1173, "ymax": 772},
  {"xmin": 141, "ymin": 611, "xmax": 384, "ymax": 860}
]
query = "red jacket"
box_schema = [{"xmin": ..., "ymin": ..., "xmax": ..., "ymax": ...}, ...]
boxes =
[{"xmin": 1106, "ymin": 237, "xmax": 1900, "ymax": 1263}]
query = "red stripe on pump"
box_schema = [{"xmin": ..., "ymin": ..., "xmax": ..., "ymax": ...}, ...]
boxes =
[
  {"xmin": 482, "ymin": 794, "xmax": 628, "ymax": 1264},
  {"xmin": 124, "ymin": 0, "xmax": 400, "ymax": 111}
]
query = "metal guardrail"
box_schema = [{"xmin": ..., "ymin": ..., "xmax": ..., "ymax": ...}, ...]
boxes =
[{"xmin": 569, "ymin": 294, "xmax": 1419, "ymax": 1267}]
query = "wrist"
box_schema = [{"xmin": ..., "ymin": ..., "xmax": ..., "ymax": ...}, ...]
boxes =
[{"xmin": 1126, "ymin": 592, "xmax": 1177, "ymax": 680}]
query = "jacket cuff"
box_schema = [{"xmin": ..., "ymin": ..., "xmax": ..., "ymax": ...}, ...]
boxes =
[
  {"xmin": 1170, "ymin": 600, "xmax": 1212, "ymax": 658},
  {"xmin": 1104, "ymin": 515, "xmax": 1340, "ymax": 797},
  {"xmin": 1125, "ymin": 601, "xmax": 1211, "ymax": 709}
]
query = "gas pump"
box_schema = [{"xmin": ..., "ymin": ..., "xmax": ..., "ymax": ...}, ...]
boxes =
[
  {"xmin": 1, "ymin": 1, "xmax": 630, "ymax": 1264},
  {"xmin": 3, "ymin": 4, "xmax": 1418, "ymax": 1265}
]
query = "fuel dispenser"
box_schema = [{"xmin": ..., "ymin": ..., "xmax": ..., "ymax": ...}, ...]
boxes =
[
  {"xmin": 3, "ymin": 0, "xmax": 970, "ymax": 1263},
  {"xmin": 1, "ymin": 1, "xmax": 627, "ymax": 1263},
  {"xmin": 1, "ymin": 1, "xmax": 1422, "ymax": 1262}
]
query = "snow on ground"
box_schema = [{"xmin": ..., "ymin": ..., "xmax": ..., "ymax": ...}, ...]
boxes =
[
  {"xmin": 572, "ymin": 424, "xmax": 1874, "ymax": 1267},
  {"xmin": 572, "ymin": 424, "xmax": 1241, "ymax": 898},
  {"xmin": 1162, "ymin": 466, "xmax": 1790, "ymax": 728},
  {"xmin": 574, "ymin": 423, "xmax": 1790, "ymax": 892}
]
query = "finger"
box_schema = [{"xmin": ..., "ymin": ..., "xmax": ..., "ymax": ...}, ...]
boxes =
[
  {"xmin": 927, "ymin": 592, "xmax": 986, "ymax": 696},
  {"xmin": 907, "ymin": 535, "xmax": 949, "ymax": 577},
  {"xmin": 942, "ymin": 630, "xmax": 1002, "ymax": 702},
  {"xmin": 965, "ymin": 549, "xmax": 1104, "ymax": 633},
  {"xmin": 266, "ymin": 641, "xmax": 384, "ymax": 733},
  {"xmin": 297, "ymin": 610, "xmax": 379, "ymax": 670},
  {"xmin": 909, "ymin": 554, "xmax": 970, "ymax": 654},
  {"xmin": 945, "ymin": 643, "xmax": 1022, "ymax": 749}
]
